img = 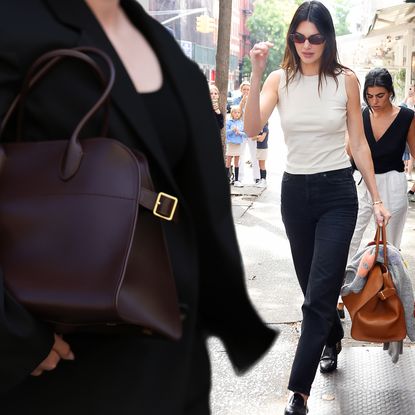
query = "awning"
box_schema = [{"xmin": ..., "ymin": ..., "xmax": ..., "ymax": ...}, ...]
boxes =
[{"xmin": 367, "ymin": 2, "xmax": 415, "ymax": 36}]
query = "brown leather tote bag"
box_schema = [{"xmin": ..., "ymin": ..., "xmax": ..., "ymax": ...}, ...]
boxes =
[
  {"xmin": 0, "ymin": 47, "xmax": 182, "ymax": 340},
  {"xmin": 342, "ymin": 225, "xmax": 406, "ymax": 342}
]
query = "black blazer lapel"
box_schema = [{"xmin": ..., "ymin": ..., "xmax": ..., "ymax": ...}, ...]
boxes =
[
  {"xmin": 121, "ymin": 0, "xmax": 209, "ymax": 141},
  {"xmin": 45, "ymin": 0, "xmax": 176, "ymax": 192},
  {"xmin": 120, "ymin": 0, "xmax": 224, "ymax": 168}
]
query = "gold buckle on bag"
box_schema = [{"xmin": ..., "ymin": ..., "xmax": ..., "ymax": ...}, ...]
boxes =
[{"xmin": 153, "ymin": 192, "xmax": 178, "ymax": 221}]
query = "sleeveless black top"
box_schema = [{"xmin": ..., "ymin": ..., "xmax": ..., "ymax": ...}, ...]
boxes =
[
  {"xmin": 140, "ymin": 78, "xmax": 188, "ymax": 170},
  {"xmin": 362, "ymin": 106, "xmax": 413, "ymax": 174}
]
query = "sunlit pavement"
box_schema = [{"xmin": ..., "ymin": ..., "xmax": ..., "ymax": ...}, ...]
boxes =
[{"xmin": 209, "ymin": 110, "xmax": 415, "ymax": 415}]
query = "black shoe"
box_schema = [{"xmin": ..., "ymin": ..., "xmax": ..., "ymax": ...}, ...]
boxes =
[
  {"xmin": 319, "ymin": 341, "xmax": 342, "ymax": 373},
  {"xmin": 284, "ymin": 393, "xmax": 308, "ymax": 415},
  {"xmin": 337, "ymin": 302, "xmax": 345, "ymax": 319}
]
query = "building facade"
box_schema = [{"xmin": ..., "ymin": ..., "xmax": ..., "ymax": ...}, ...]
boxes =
[
  {"xmin": 146, "ymin": 1, "xmax": 251, "ymax": 90},
  {"xmin": 338, "ymin": 0, "xmax": 415, "ymax": 101}
]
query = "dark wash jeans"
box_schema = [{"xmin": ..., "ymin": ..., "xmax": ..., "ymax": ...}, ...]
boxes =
[{"xmin": 281, "ymin": 167, "xmax": 358, "ymax": 396}]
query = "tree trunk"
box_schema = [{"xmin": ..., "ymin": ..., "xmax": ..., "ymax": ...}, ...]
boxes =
[{"xmin": 216, "ymin": 0, "xmax": 232, "ymax": 154}]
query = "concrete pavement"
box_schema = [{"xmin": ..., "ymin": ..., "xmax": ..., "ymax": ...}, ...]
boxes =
[{"xmin": 209, "ymin": 111, "xmax": 415, "ymax": 414}]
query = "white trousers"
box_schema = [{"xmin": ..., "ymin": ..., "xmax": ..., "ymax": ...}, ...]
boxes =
[
  {"xmin": 348, "ymin": 170, "xmax": 408, "ymax": 262},
  {"xmin": 238, "ymin": 138, "xmax": 259, "ymax": 183}
]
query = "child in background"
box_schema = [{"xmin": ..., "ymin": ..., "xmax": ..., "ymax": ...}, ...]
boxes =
[
  {"xmin": 226, "ymin": 106, "xmax": 246, "ymax": 187},
  {"xmin": 252, "ymin": 122, "xmax": 269, "ymax": 188}
]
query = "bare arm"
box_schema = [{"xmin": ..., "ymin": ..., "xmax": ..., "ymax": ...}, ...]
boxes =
[
  {"xmin": 245, "ymin": 41, "xmax": 279, "ymax": 136},
  {"xmin": 407, "ymin": 114, "xmax": 415, "ymax": 158},
  {"xmin": 345, "ymin": 72, "xmax": 391, "ymax": 225},
  {"xmin": 238, "ymin": 95, "xmax": 247, "ymax": 114},
  {"xmin": 344, "ymin": 130, "xmax": 352, "ymax": 158}
]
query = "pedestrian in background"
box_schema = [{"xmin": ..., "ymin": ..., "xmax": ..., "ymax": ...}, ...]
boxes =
[
  {"xmin": 226, "ymin": 106, "xmax": 246, "ymax": 187},
  {"xmin": 347, "ymin": 68, "xmax": 415, "ymax": 261},
  {"xmin": 403, "ymin": 84, "xmax": 415, "ymax": 109},
  {"xmin": 0, "ymin": 0, "xmax": 277, "ymax": 413},
  {"xmin": 403, "ymin": 143, "xmax": 413, "ymax": 181},
  {"xmin": 234, "ymin": 81, "xmax": 260, "ymax": 184},
  {"xmin": 401, "ymin": 85, "xmax": 415, "ymax": 181},
  {"xmin": 244, "ymin": 1, "xmax": 390, "ymax": 414},
  {"xmin": 252, "ymin": 122, "xmax": 269, "ymax": 188},
  {"xmin": 408, "ymin": 182, "xmax": 415, "ymax": 202},
  {"xmin": 232, "ymin": 80, "xmax": 251, "ymax": 107},
  {"xmin": 209, "ymin": 84, "xmax": 224, "ymax": 130}
]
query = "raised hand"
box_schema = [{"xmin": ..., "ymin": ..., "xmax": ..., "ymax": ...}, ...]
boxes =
[{"xmin": 249, "ymin": 41, "xmax": 274, "ymax": 76}]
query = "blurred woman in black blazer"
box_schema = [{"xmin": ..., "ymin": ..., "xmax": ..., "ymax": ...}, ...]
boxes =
[{"xmin": 0, "ymin": 1, "xmax": 277, "ymax": 414}]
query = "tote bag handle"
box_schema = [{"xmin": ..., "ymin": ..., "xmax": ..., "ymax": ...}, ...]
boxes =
[
  {"xmin": 373, "ymin": 225, "xmax": 388, "ymax": 269},
  {"xmin": 0, "ymin": 47, "xmax": 115, "ymax": 180}
]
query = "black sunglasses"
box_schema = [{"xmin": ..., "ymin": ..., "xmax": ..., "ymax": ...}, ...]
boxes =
[{"xmin": 289, "ymin": 32, "xmax": 326, "ymax": 45}]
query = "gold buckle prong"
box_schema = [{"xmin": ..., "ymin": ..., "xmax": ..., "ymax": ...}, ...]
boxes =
[{"xmin": 153, "ymin": 192, "xmax": 178, "ymax": 221}]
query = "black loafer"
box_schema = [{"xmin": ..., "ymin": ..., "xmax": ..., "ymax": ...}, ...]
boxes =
[
  {"xmin": 284, "ymin": 393, "xmax": 308, "ymax": 415},
  {"xmin": 337, "ymin": 306, "xmax": 345, "ymax": 319},
  {"xmin": 319, "ymin": 341, "xmax": 342, "ymax": 373}
]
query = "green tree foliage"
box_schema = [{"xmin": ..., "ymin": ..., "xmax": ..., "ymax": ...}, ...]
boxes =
[
  {"xmin": 244, "ymin": 0, "xmax": 300, "ymax": 82},
  {"xmin": 393, "ymin": 68, "xmax": 406, "ymax": 102},
  {"xmin": 333, "ymin": 0, "xmax": 351, "ymax": 36},
  {"xmin": 241, "ymin": 55, "xmax": 252, "ymax": 80}
]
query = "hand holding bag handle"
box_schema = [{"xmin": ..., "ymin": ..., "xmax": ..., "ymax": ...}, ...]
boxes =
[
  {"xmin": 0, "ymin": 47, "xmax": 181, "ymax": 339},
  {"xmin": 373, "ymin": 224, "xmax": 388, "ymax": 269}
]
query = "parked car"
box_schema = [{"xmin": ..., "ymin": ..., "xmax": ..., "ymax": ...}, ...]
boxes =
[{"xmin": 226, "ymin": 90, "xmax": 241, "ymax": 113}]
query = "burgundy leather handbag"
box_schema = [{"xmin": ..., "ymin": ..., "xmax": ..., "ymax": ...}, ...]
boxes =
[{"xmin": 0, "ymin": 47, "xmax": 182, "ymax": 340}]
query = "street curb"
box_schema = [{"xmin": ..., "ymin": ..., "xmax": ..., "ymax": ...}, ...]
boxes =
[{"xmin": 230, "ymin": 184, "xmax": 266, "ymax": 197}]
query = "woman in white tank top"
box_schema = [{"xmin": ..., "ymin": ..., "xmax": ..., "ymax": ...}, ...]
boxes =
[{"xmin": 244, "ymin": 2, "xmax": 391, "ymax": 414}]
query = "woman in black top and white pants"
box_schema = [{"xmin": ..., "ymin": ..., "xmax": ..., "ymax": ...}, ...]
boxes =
[{"xmin": 348, "ymin": 68, "xmax": 415, "ymax": 260}]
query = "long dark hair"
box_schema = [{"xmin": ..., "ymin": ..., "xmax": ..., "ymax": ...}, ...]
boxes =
[
  {"xmin": 363, "ymin": 68, "xmax": 395, "ymax": 109},
  {"xmin": 281, "ymin": 1, "xmax": 350, "ymax": 91}
]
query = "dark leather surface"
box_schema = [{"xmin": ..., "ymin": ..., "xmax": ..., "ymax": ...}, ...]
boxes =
[{"xmin": 0, "ymin": 48, "xmax": 181, "ymax": 339}]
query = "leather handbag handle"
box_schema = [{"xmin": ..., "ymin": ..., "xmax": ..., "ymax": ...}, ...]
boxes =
[
  {"xmin": 0, "ymin": 47, "xmax": 115, "ymax": 180},
  {"xmin": 0, "ymin": 48, "xmax": 109, "ymax": 141},
  {"xmin": 18, "ymin": 48, "xmax": 110, "ymax": 141},
  {"xmin": 373, "ymin": 225, "xmax": 388, "ymax": 268}
]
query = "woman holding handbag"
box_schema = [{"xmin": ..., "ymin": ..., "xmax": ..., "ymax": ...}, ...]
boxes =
[
  {"xmin": 347, "ymin": 68, "xmax": 415, "ymax": 260},
  {"xmin": 0, "ymin": 1, "xmax": 277, "ymax": 413},
  {"xmin": 244, "ymin": 2, "xmax": 390, "ymax": 414}
]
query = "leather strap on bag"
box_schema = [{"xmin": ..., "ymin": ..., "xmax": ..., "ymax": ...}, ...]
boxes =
[
  {"xmin": 377, "ymin": 287, "xmax": 396, "ymax": 301},
  {"xmin": 373, "ymin": 225, "xmax": 388, "ymax": 269},
  {"xmin": 0, "ymin": 47, "xmax": 178, "ymax": 221}
]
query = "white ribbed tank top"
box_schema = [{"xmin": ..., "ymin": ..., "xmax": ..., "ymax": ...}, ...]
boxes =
[{"xmin": 277, "ymin": 69, "xmax": 351, "ymax": 174}]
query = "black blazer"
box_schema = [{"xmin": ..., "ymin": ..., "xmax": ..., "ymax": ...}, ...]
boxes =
[{"xmin": 0, "ymin": 1, "xmax": 277, "ymax": 412}]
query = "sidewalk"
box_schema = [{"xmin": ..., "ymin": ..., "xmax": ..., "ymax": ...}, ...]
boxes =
[{"xmin": 209, "ymin": 111, "xmax": 415, "ymax": 415}]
